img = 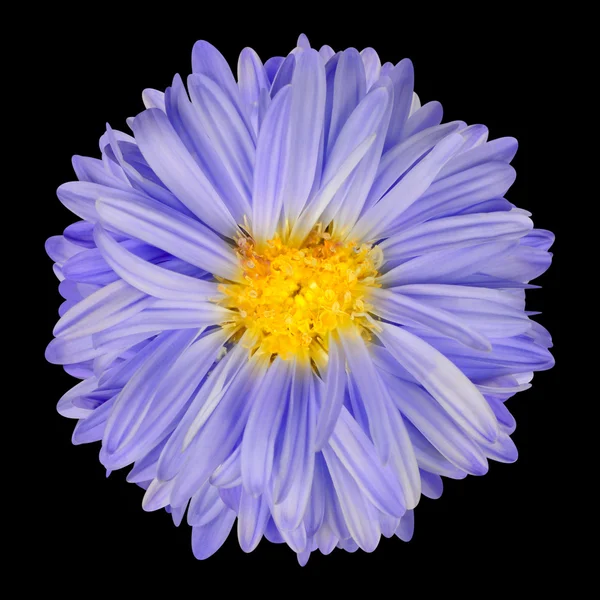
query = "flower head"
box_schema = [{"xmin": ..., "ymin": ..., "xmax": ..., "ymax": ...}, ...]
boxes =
[{"xmin": 46, "ymin": 33, "xmax": 554, "ymax": 565}]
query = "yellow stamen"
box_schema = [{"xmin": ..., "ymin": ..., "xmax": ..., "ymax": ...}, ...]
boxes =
[{"xmin": 219, "ymin": 226, "xmax": 382, "ymax": 360}]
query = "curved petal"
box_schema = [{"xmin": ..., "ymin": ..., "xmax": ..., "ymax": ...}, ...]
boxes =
[
  {"xmin": 351, "ymin": 133, "xmax": 464, "ymax": 242},
  {"xmin": 377, "ymin": 322, "xmax": 499, "ymax": 444},
  {"xmin": 271, "ymin": 362, "xmax": 316, "ymax": 531},
  {"xmin": 95, "ymin": 187, "xmax": 241, "ymax": 281},
  {"xmin": 131, "ymin": 109, "xmax": 238, "ymax": 235},
  {"xmin": 382, "ymin": 372, "xmax": 489, "ymax": 475},
  {"xmin": 191, "ymin": 508, "xmax": 237, "ymax": 560},
  {"xmin": 251, "ymin": 85, "xmax": 292, "ymax": 243},
  {"xmin": 370, "ymin": 287, "xmax": 492, "ymax": 351},
  {"xmin": 321, "ymin": 447, "xmax": 381, "ymax": 552},
  {"xmin": 94, "ymin": 225, "xmax": 219, "ymax": 301},
  {"xmin": 237, "ymin": 490, "xmax": 270, "ymax": 552},
  {"xmin": 187, "ymin": 73, "xmax": 255, "ymax": 208},
  {"xmin": 402, "ymin": 101, "xmax": 444, "ymax": 139},
  {"xmin": 282, "ymin": 49, "xmax": 326, "ymax": 223},
  {"xmin": 237, "ymin": 47, "xmax": 270, "ymax": 133},
  {"xmin": 329, "ymin": 407, "xmax": 405, "ymax": 516},
  {"xmin": 327, "ymin": 48, "xmax": 366, "ymax": 156},
  {"xmin": 314, "ymin": 335, "xmax": 346, "ymax": 450},
  {"xmin": 241, "ymin": 358, "xmax": 293, "ymax": 496},
  {"xmin": 379, "ymin": 212, "xmax": 532, "ymax": 262}
]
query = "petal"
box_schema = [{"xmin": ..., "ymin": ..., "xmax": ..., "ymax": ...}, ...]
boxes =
[
  {"xmin": 241, "ymin": 358, "xmax": 293, "ymax": 496},
  {"xmin": 351, "ymin": 133, "xmax": 464, "ymax": 242},
  {"xmin": 322, "ymin": 447, "xmax": 381, "ymax": 552},
  {"xmin": 327, "ymin": 48, "xmax": 366, "ymax": 156},
  {"xmin": 72, "ymin": 396, "xmax": 116, "ymax": 445},
  {"xmin": 402, "ymin": 101, "xmax": 444, "ymax": 140},
  {"xmin": 71, "ymin": 155, "xmax": 131, "ymax": 189},
  {"xmin": 437, "ymin": 137, "xmax": 518, "ymax": 180},
  {"xmin": 95, "ymin": 187, "xmax": 241, "ymax": 281},
  {"xmin": 102, "ymin": 124, "xmax": 192, "ymax": 216},
  {"xmin": 420, "ymin": 470, "xmax": 443, "ymax": 499},
  {"xmin": 271, "ymin": 362, "xmax": 316, "ymax": 530},
  {"xmin": 326, "ymin": 77, "xmax": 393, "ymax": 235},
  {"xmin": 45, "ymin": 235, "xmax": 85, "ymax": 265},
  {"xmin": 156, "ymin": 342, "xmax": 248, "ymax": 480},
  {"xmin": 329, "ymin": 407, "xmax": 406, "ymax": 516},
  {"xmin": 191, "ymin": 39, "xmax": 253, "ymax": 134},
  {"xmin": 93, "ymin": 225, "xmax": 219, "ymax": 301},
  {"xmin": 191, "ymin": 508, "xmax": 237, "ymax": 560},
  {"xmin": 395, "ymin": 509, "xmax": 414, "ymax": 542},
  {"xmin": 187, "ymin": 73, "xmax": 255, "ymax": 209},
  {"xmin": 382, "ymin": 372, "xmax": 489, "ymax": 475},
  {"xmin": 264, "ymin": 56, "xmax": 284, "ymax": 83},
  {"xmin": 101, "ymin": 328, "xmax": 227, "ymax": 468},
  {"xmin": 100, "ymin": 330, "xmax": 197, "ymax": 461},
  {"xmin": 187, "ymin": 482, "xmax": 226, "ymax": 527},
  {"xmin": 237, "ymin": 490, "xmax": 270, "ymax": 552},
  {"xmin": 377, "ymin": 322, "xmax": 499, "ymax": 444},
  {"xmin": 210, "ymin": 444, "xmax": 243, "ymax": 488},
  {"xmin": 62, "ymin": 221, "xmax": 97, "ymax": 248},
  {"xmin": 479, "ymin": 432, "xmax": 518, "ymax": 463},
  {"xmin": 405, "ymin": 420, "xmax": 468, "ymax": 479},
  {"xmin": 394, "ymin": 162, "xmax": 517, "ymax": 231},
  {"xmin": 164, "ymin": 75, "xmax": 251, "ymax": 221},
  {"xmin": 251, "ymin": 85, "xmax": 292, "ymax": 243},
  {"xmin": 56, "ymin": 181, "xmax": 103, "ymax": 223},
  {"xmin": 314, "ymin": 335, "xmax": 346, "ymax": 450},
  {"xmin": 339, "ymin": 328, "xmax": 397, "ymax": 462},
  {"xmin": 379, "ymin": 212, "xmax": 533, "ymax": 262},
  {"xmin": 379, "ymin": 241, "xmax": 515, "ymax": 287},
  {"xmin": 366, "ymin": 121, "xmax": 464, "ymax": 210},
  {"xmin": 237, "ymin": 47, "xmax": 270, "ymax": 133},
  {"xmin": 290, "ymin": 85, "xmax": 387, "ymax": 243},
  {"xmin": 142, "ymin": 88, "xmax": 165, "ymax": 110},
  {"xmin": 282, "ymin": 49, "xmax": 326, "ymax": 223},
  {"xmin": 57, "ymin": 377, "xmax": 98, "ymax": 419},
  {"xmin": 131, "ymin": 109, "xmax": 238, "ymax": 236},
  {"xmin": 53, "ymin": 279, "xmax": 150, "ymax": 338},
  {"xmin": 319, "ymin": 45, "xmax": 335, "ymax": 62},
  {"xmin": 384, "ymin": 59, "xmax": 414, "ymax": 150},
  {"xmin": 270, "ymin": 54, "xmax": 296, "ymax": 98},
  {"xmin": 370, "ymin": 287, "xmax": 492, "ymax": 351},
  {"xmin": 393, "ymin": 284, "xmax": 532, "ymax": 338},
  {"xmin": 168, "ymin": 353, "xmax": 268, "ymax": 507},
  {"xmin": 304, "ymin": 453, "xmax": 327, "ymax": 537},
  {"xmin": 361, "ymin": 47, "xmax": 381, "ymax": 90}
]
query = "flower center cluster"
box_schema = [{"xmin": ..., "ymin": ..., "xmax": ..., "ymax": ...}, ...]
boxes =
[{"xmin": 219, "ymin": 228, "xmax": 383, "ymax": 360}]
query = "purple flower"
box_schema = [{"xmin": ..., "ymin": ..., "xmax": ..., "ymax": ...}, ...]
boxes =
[{"xmin": 45, "ymin": 33, "xmax": 554, "ymax": 566}]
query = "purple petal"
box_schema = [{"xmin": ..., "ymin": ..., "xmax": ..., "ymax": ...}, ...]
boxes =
[
  {"xmin": 131, "ymin": 108, "xmax": 238, "ymax": 236},
  {"xmin": 95, "ymin": 187, "xmax": 241, "ymax": 281},
  {"xmin": 241, "ymin": 358, "xmax": 292, "ymax": 496},
  {"xmin": 237, "ymin": 490, "xmax": 270, "ymax": 552},
  {"xmin": 370, "ymin": 287, "xmax": 492, "ymax": 351},
  {"xmin": 351, "ymin": 133, "xmax": 464, "ymax": 241},
  {"xmin": 377, "ymin": 322, "xmax": 499, "ymax": 444},
  {"xmin": 191, "ymin": 507, "xmax": 237, "ymax": 560},
  {"xmin": 282, "ymin": 49, "xmax": 326, "ymax": 223},
  {"xmin": 314, "ymin": 335, "xmax": 346, "ymax": 450},
  {"xmin": 384, "ymin": 59, "xmax": 414, "ymax": 150},
  {"xmin": 93, "ymin": 225, "xmax": 218, "ymax": 301},
  {"xmin": 251, "ymin": 85, "xmax": 292, "ymax": 243},
  {"xmin": 237, "ymin": 47, "xmax": 270, "ymax": 133}
]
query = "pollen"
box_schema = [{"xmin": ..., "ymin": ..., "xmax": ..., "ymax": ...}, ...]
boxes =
[{"xmin": 218, "ymin": 227, "xmax": 383, "ymax": 360}]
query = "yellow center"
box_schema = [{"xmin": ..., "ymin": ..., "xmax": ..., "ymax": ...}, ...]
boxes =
[{"xmin": 219, "ymin": 226, "xmax": 383, "ymax": 361}]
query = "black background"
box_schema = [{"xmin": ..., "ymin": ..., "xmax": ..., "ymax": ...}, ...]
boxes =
[{"xmin": 32, "ymin": 11, "xmax": 564, "ymax": 589}]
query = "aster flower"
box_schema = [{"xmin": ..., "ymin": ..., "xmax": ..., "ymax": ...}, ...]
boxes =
[{"xmin": 46, "ymin": 33, "xmax": 554, "ymax": 566}]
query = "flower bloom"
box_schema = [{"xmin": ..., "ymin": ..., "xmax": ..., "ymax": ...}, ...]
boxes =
[{"xmin": 46, "ymin": 33, "xmax": 554, "ymax": 565}]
